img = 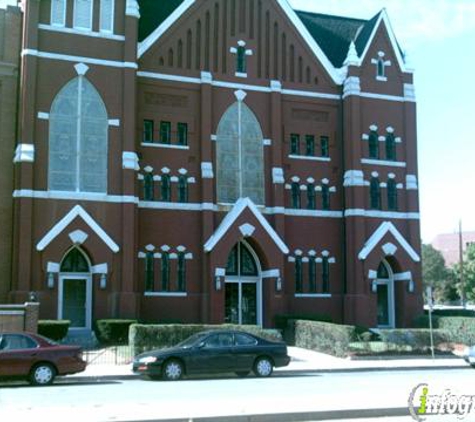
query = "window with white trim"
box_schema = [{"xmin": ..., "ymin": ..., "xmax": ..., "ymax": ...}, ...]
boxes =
[
  {"xmin": 100, "ymin": 0, "xmax": 114, "ymax": 33},
  {"xmin": 74, "ymin": 0, "xmax": 93, "ymax": 30},
  {"xmin": 51, "ymin": 0, "xmax": 66, "ymax": 26},
  {"xmin": 49, "ymin": 77, "xmax": 108, "ymax": 193}
]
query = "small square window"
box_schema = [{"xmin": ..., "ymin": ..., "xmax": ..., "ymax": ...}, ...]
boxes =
[
  {"xmin": 143, "ymin": 120, "xmax": 154, "ymax": 143},
  {"xmin": 177, "ymin": 123, "xmax": 188, "ymax": 146},
  {"xmin": 290, "ymin": 134, "xmax": 300, "ymax": 155},
  {"xmin": 321, "ymin": 136, "xmax": 329, "ymax": 158},
  {"xmin": 305, "ymin": 135, "xmax": 315, "ymax": 156},
  {"xmin": 160, "ymin": 121, "xmax": 171, "ymax": 144}
]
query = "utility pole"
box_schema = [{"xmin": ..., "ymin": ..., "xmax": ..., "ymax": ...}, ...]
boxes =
[{"xmin": 459, "ymin": 220, "xmax": 466, "ymax": 308}]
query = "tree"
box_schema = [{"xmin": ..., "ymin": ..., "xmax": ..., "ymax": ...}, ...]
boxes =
[{"xmin": 451, "ymin": 243, "xmax": 475, "ymax": 303}]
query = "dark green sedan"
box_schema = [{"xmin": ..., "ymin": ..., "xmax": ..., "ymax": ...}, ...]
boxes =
[{"xmin": 132, "ymin": 330, "xmax": 290, "ymax": 380}]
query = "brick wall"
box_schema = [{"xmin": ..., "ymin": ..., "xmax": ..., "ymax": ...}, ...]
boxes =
[{"xmin": 0, "ymin": 302, "xmax": 39, "ymax": 332}]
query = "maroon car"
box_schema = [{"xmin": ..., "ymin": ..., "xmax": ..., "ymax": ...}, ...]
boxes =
[{"xmin": 0, "ymin": 332, "xmax": 87, "ymax": 385}]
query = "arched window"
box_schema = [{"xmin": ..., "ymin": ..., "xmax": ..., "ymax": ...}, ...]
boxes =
[
  {"xmin": 178, "ymin": 175, "xmax": 188, "ymax": 203},
  {"xmin": 143, "ymin": 173, "xmax": 154, "ymax": 200},
  {"xmin": 60, "ymin": 248, "xmax": 90, "ymax": 272},
  {"xmin": 308, "ymin": 259, "xmax": 316, "ymax": 293},
  {"xmin": 322, "ymin": 184, "xmax": 330, "ymax": 210},
  {"xmin": 370, "ymin": 177, "xmax": 381, "ymax": 210},
  {"xmin": 145, "ymin": 252, "xmax": 154, "ymax": 292},
  {"xmin": 295, "ymin": 256, "xmax": 303, "ymax": 293},
  {"xmin": 177, "ymin": 252, "xmax": 186, "ymax": 292},
  {"xmin": 161, "ymin": 174, "xmax": 171, "ymax": 201},
  {"xmin": 49, "ymin": 77, "xmax": 108, "ymax": 193},
  {"xmin": 161, "ymin": 252, "xmax": 170, "ymax": 291},
  {"xmin": 386, "ymin": 133, "xmax": 396, "ymax": 161},
  {"xmin": 387, "ymin": 179, "xmax": 398, "ymax": 211},
  {"xmin": 307, "ymin": 184, "xmax": 315, "ymax": 210},
  {"xmin": 369, "ymin": 131, "xmax": 379, "ymax": 159},
  {"xmin": 216, "ymin": 102, "xmax": 264, "ymax": 204},
  {"xmin": 322, "ymin": 256, "xmax": 330, "ymax": 293},
  {"xmin": 291, "ymin": 183, "xmax": 301, "ymax": 209}
]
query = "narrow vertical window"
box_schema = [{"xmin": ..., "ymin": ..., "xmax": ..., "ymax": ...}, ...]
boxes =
[
  {"xmin": 377, "ymin": 59, "xmax": 385, "ymax": 78},
  {"xmin": 177, "ymin": 39, "xmax": 183, "ymax": 68},
  {"xmin": 386, "ymin": 133, "xmax": 396, "ymax": 161},
  {"xmin": 161, "ymin": 252, "xmax": 170, "ymax": 291},
  {"xmin": 387, "ymin": 179, "xmax": 398, "ymax": 211},
  {"xmin": 309, "ymin": 259, "xmax": 316, "ymax": 293},
  {"xmin": 237, "ymin": 46, "xmax": 246, "ymax": 73},
  {"xmin": 143, "ymin": 173, "xmax": 154, "ymax": 201},
  {"xmin": 307, "ymin": 184, "xmax": 315, "ymax": 210},
  {"xmin": 322, "ymin": 257, "xmax": 330, "ymax": 293},
  {"xmin": 51, "ymin": 0, "xmax": 66, "ymax": 26},
  {"xmin": 143, "ymin": 120, "xmax": 154, "ymax": 143},
  {"xmin": 295, "ymin": 256, "xmax": 303, "ymax": 293},
  {"xmin": 305, "ymin": 135, "xmax": 315, "ymax": 156},
  {"xmin": 369, "ymin": 131, "xmax": 379, "ymax": 159},
  {"xmin": 161, "ymin": 174, "xmax": 171, "ymax": 202},
  {"xmin": 177, "ymin": 122, "xmax": 188, "ymax": 146},
  {"xmin": 291, "ymin": 183, "xmax": 301, "ymax": 209},
  {"xmin": 100, "ymin": 0, "xmax": 114, "ymax": 33},
  {"xmin": 159, "ymin": 121, "xmax": 171, "ymax": 144},
  {"xmin": 74, "ymin": 0, "xmax": 93, "ymax": 30},
  {"xmin": 320, "ymin": 136, "xmax": 329, "ymax": 158},
  {"xmin": 370, "ymin": 177, "xmax": 381, "ymax": 210},
  {"xmin": 322, "ymin": 185, "xmax": 330, "ymax": 210},
  {"xmin": 290, "ymin": 134, "xmax": 300, "ymax": 155},
  {"xmin": 177, "ymin": 253, "xmax": 186, "ymax": 292},
  {"xmin": 145, "ymin": 252, "xmax": 154, "ymax": 292},
  {"xmin": 178, "ymin": 176, "xmax": 188, "ymax": 203}
]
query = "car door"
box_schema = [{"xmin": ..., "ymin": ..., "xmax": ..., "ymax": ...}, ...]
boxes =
[
  {"xmin": 188, "ymin": 333, "xmax": 234, "ymax": 374},
  {"xmin": 232, "ymin": 333, "xmax": 258, "ymax": 370},
  {"xmin": 0, "ymin": 334, "xmax": 39, "ymax": 377}
]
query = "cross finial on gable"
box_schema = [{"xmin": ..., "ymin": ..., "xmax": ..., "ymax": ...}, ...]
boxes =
[
  {"xmin": 371, "ymin": 51, "xmax": 391, "ymax": 81},
  {"xmin": 229, "ymin": 40, "xmax": 253, "ymax": 78}
]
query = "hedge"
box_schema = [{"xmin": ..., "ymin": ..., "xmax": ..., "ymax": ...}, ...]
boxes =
[
  {"xmin": 129, "ymin": 324, "xmax": 283, "ymax": 355},
  {"xmin": 424, "ymin": 309, "xmax": 475, "ymax": 318},
  {"xmin": 38, "ymin": 320, "xmax": 70, "ymax": 341},
  {"xmin": 274, "ymin": 313, "xmax": 332, "ymax": 330},
  {"xmin": 94, "ymin": 319, "xmax": 138, "ymax": 345},
  {"xmin": 288, "ymin": 320, "xmax": 357, "ymax": 357},
  {"xmin": 414, "ymin": 316, "xmax": 475, "ymax": 345},
  {"xmin": 377, "ymin": 329, "xmax": 451, "ymax": 351}
]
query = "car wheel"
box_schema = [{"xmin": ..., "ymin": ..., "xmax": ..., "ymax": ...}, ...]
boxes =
[
  {"xmin": 235, "ymin": 371, "xmax": 250, "ymax": 378},
  {"xmin": 29, "ymin": 363, "xmax": 56, "ymax": 386},
  {"xmin": 162, "ymin": 360, "xmax": 184, "ymax": 381},
  {"xmin": 253, "ymin": 357, "xmax": 273, "ymax": 377}
]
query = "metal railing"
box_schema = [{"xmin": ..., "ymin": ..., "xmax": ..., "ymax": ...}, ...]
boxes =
[{"xmin": 84, "ymin": 345, "xmax": 134, "ymax": 365}]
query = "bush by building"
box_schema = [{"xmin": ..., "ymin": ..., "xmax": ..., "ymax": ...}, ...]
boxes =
[
  {"xmin": 38, "ymin": 320, "xmax": 70, "ymax": 341},
  {"xmin": 94, "ymin": 319, "xmax": 138, "ymax": 345}
]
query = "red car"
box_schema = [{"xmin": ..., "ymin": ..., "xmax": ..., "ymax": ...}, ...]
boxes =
[{"xmin": 0, "ymin": 332, "xmax": 87, "ymax": 385}]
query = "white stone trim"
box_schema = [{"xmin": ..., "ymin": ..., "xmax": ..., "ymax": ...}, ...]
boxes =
[
  {"xmin": 161, "ymin": 167, "xmax": 170, "ymax": 174},
  {"xmin": 170, "ymin": 176, "xmax": 179, "ymax": 183},
  {"xmin": 239, "ymin": 223, "xmax": 255, "ymax": 237},
  {"xmin": 169, "ymin": 253, "xmax": 178, "ymax": 259},
  {"xmin": 235, "ymin": 72, "xmax": 248, "ymax": 78},
  {"xmin": 204, "ymin": 197, "xmax": 289, "ymax": 254},
  {"xmin": 36, "ymin": 205, "xmax": 120, "ymax": 252},
  {"xmin": 215, "ymin": 267, "xmax": 226, "ymax": 277},
  {"xmin": 358, "ymin": 221, "xmax": 420, "ymax": 262},
  {"xmin": 137, "ymin": 251, "xmax": 146, "ymax": 258},
  {"xmin": 369, "ymin": 125, "xmax": 378, "ymax": 131},
  {"xmin": 262, "ymin": 269, "xmax": 280, "ymax": 278},
  {"xmin": 342, "ymin": 76, "xmax": 361, "ymax": 97},
  {"xmin": 343, "ymin": 170, "xmax": 365, "ymax": 187},
  {"xmin": 178, "ymin": 168, "xmax": 188, "ymax": 175},
  {"xmin": 394, "ymin": 271, "xmax": 412, "ymax": 281},
  {"xmin": 308, "ymin": 250, "xmax": 316, "ymax": 256},
  {"xmin": 108, "ymin": 119, "xmax": 120, "ymax": 127},
  {"xmin": 291, "ymin": 176, "xmax": 300, "ymax": 183},
  {"xmin": 361, "ymin": 158, "xmax": 406, "ymax": 168},
  {"xmin": 263, "ymin": 139, "xmax": 272, "ymax": 146},
  {"xmin": 74, "ymin": 63, "xmax": 89, "ymax": 75},
  {"xmin": 295, "ymin": 294, "xmax": 332, "ymax": 298},
  {"xmin": 234, "ymin": 89, "xmax": 247, "ymax": 102},
  {"xmin": 153, "ymin": 252, "xmax": 162, "ymax": 259},
  {"xmin": 126, "ymin": 0, "xmax": 140, "ymax": 18},
  {"xmin": 288, "ymin": 154, "xmax": 331, "ymax": 162},
  {"xmin": 141, "ymin": 142, "xmax": 189, "ymax": 150},
  {"xmin": 210, "ymin": 134, "xmax": 217, "ymax": 142},
  {"xmin": 184, "ymin": 253, "xmax": 193, "ymax": 260},
  {"xmin": 13, "ymin": 190, "xmax": 139, "ymax": 204},
  {"xmin": 361, "ymin": 134, "xmax": 369, "ymax": 140},
  {"xmin": 302, "ymin": 257, "xmax": 309, "ymax": 263},
  {"xmin": 91, "ymin": 263, "xmax": 108, "ymax": 274},
  {"xmin": 38, "ymin": 112, "xmax": 50, "ymax": 120},
  {"xmin": 382, "ymin": 242, "xmax": 397, "ymax": 256},
  {"xmin": 145, "ymin": 244, "xmax": 155, "ymax": 252},
  {"xmin": 47, "ymin": 262, "xmax": 60, "ymax": 273},
  {"xmin": 122, "ymin": 152, "xmax": 139, "ymax": 170},
  {"xmin": 201, "ymin": 162, "xmax": 214, "ymax": 179},
  {"xmin": 38, "ymin": 24, "xmax": 126, "ymax": 41},
  {"xmin": 288, "ymin": 256, "xmax": 296, "ymax": 262},
  {"xmin": 22, "ymin": 49, "xmax": 137, "ymax": 69},
  {"xmin": 404, "ymin": 84, "xmax": 416, "ymax": 102},
  {"xmin": 283, "ymin": 209, "xmax": 343, "ymax": 218},
  {"xmin": 161, "ymin": 245, "xmax": 171, "ymax": 252},
  {"xmin": 68, "ymin": 229, "xmax": 88, "ymax": 245},
  {"xmin": 272, "ymin": 167, "xmax": 285, "ymax": 184},
  {"xmin": 144, "ymin": 292, "xmax": 188, "ymax": 297},
  {"xmin": 345, "ymin": 209, "xmax": 420, "ymax": 220},
  {"xmin": 14, "ymin": 144, "xmax": 35, "ymax": 163},
  {"xmin": 406, "ymin": 175, "xmax": 418, "ymax": 190}
]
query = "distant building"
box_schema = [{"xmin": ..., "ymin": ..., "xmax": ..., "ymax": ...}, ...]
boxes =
[
  {"xmin": 8, "ymin": 0, "xmax": 422, "ymax": 330},
  {"xmin": 431, "ymin": 232, "xmax": 475, "ymax": 267},
  {"xmin": 0, "ymin": 4, "xmax": 21, "ymax": 302}
]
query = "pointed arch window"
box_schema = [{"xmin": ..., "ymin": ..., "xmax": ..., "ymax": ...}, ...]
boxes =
[
  {"xmin": 49, "ymin": 77, "xmax": 108, "ymax": 193},
  {"xmin": 145, "ymin": 252, "xmax": 155, "ymax": 292},
  {"xmin": 322, "ymin": 185, "xmax": 330, "ymax": 210},
  {"xmin": 178, "ymin": 176, "xmax": 188, "ymax": 203},
  {"xmin": 60, "ymin": 248, "xmax": 90, "ymax": 273},
  {"xmin": 291, "ymin": 183, "xmax": 301, "ymax": 209},
  {"xmin": 216, "ymin": 102, "xmax": 264, "ymax": 204},
  {"xmin": 387, "ymin": 179, "xmax": 398, "ymax": 211},
  {"xmin": 295, "ymin": 256, "xmax": 303, "ymax": 293},
  {"xmin": 309, "ymin": 259, "xmax": 316, "ymax": 293},
  {"xmin": 307, "ymin": 184, "xmax": 316, "ymax": 210},
  {"xmin": 161, "ymin": 252, "xmax": 170, "ymax": 291},
  {"xmin": 322, "ymin": 256, "xmax": 330, "ymax": 293},
  {"xmin": 386, "ymin": 133, "xmax": 396, "ymax": 161},
  {"xmin": 143, "ymin": 173, "xmax": 154, "ymax": 200},
  {"xmin": 370, "ymin": 177, "xmax": 381, "ymax": 210},
  {"xmin": 177, "ymin": 253, "xmax": 186, "ymax": 292},
  {"xmin": 369, "ymin": 131, "xmax": 379, "ymax": 159},
  {"xmin": 161, "ymin": 174, "xmax": 171, "ymax": 202}
]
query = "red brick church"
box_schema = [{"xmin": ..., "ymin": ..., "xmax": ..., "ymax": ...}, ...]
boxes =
[{"xmin": 9, "ymin": 0, "xmax": 422, "ymax": 330}]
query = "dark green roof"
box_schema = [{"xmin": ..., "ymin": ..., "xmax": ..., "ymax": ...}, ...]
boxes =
[{"xmin": 138, "ymin": 0, "xmax": 185, "ymax": 43}]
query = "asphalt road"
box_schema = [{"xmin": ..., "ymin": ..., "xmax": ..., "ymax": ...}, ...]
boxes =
[{"xmin": 0, "ymin": 368, "xmax": 472, "ymax": 421}]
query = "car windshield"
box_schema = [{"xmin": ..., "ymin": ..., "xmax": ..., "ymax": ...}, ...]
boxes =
[{"xmin": 176, "ymin": 332, "xmax": 209, "ymax": 349}]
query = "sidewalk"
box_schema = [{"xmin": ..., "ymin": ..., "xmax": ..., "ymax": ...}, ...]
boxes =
[{"xmin": 69, "ymin": 346, "xmax": 469, "ymax": 380}]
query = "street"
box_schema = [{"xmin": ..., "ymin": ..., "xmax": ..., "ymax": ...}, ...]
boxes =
[{"xmin": 0, "ymin": 368, "xmax": 472, "ymax": 421}]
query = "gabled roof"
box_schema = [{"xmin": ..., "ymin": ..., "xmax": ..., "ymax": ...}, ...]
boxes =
[
  {"xmin": 36, "ymin": 205, "xmax": 120, "ymax": 253},
  {"xmin": 137, "ymin": 0, "xmax": 185, "ymax": 43},
  {"xmin": 358, "ymin": 221, "xmax": 420, "ymax": 262},
  {"xmin": 204, "ymin": 198, "xmax": 289, "ymax": 254}
]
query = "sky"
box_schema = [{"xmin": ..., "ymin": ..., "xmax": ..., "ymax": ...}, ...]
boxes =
[{"xmin": 1, "ymin": 0, "xmax": 474, "ymax": 243}]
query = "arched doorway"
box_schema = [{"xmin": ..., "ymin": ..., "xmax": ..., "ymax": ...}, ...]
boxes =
[
  {"xmin": 224, "ymin": 241, "xmax": 262, "ymax": 325},
  {"xmin": 58, "ymin": 248, "xmax": 93, "ymax": 329},
  {"xmin": 375, "ymin": 260, "xmax": 395, "ymax": 328}
]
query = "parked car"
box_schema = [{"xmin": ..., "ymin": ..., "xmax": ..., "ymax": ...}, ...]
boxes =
[
  {"xmin": 463, "ymin": 346, "xmax": 475, "ymax": 368},
  {"xmin": 0, "ymin": 332, "xmax": 87, "ymax": 385},
  {"xmin": 133, "ymin": 330, "xmax": 291, "ymax": 380}
]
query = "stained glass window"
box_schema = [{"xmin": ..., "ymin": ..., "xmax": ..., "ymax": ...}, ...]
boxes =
[
  {"xmin": 225, "ymin": 245, "xmax": 238, "ymax": 275},
  {"xmin": 369, "ymin": 131, "xmax": 379, "ymax": 159},
  {"xmin": 322, "ymin": 184, "xmax": 330, "ymax": 210},
  {"xmin": 370, "ymin": 177, "xmax": 381, "ymax": 210},
  {"xmin": 240, "ymin": 243, "xmax": 258, "ymax": 276},
  {"xmin": 161, "ymin": 174, "xmax": 171, "ymax": 202},
  {"xmin": 295, "ymin": 257, "xmax": 303, "ymax": 293},
  {"xmin": 178, "ymin": 176, "xmax": 188, "ymax": 203},
  {"xmin": 386, "ymin": 133, "xmax": 396, "ymax": 161},
  {"xmin": 307, "ymin": 184, "xmax": 316, "ymax": 210},
  {"xmin": 177, "ymin": 253, "xmax": 186, "ymax": 292},
  {"xmin": 161, "ymin": 252, "xmax": 170, "ymax": 291},
  {"xmin": 322, "ymin": 257, "xmax": 330, "ymax": 293},
  {"xmin": 144, "ymin": 173, "xmax": 154, "ymax": 200},
  {"xmin": 237, "ymin": 46, "xmax": 246, "ymax": 73},
  {"xmin": 377, "ymin": 262, "xmax": 390, "ymax": 279},
  {"xmin": 387, "ymin": 179, "xmax": 398, "ymax": 211},
  {"xmin": 145, "ymin": 252, "xmax": 154, "ymax": 291},
  {"xmin": 291, "ymin": 183, "xmax": 301, "ymax": 209},
  {"xmin": 309, "ymin": 259, "xmax": 316, "ymax": 293},
  {"xmin": 60, "ymin": 248, "xmax": 89, "ymax": 273}
]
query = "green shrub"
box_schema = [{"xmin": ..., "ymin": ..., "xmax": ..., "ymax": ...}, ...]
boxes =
[
  {"xmin": 377, "ymin": 329, "xmax": 451, "ymax": 351},
  {"xmin": 274, "ymin": 313, "xmax": 332, "ymax": 330},
  {"xmin": 289, "ymin": 320, "xmax": 357, "ymax": 357},
  {"xmin": 425, "ymin": 309, "xmax": 475, "ymax": 317},
  {"xmin": 414, "ymin": 316, "xmax": 475, "ymax": 345},
  {"xmin": 38, "ymin": 320, "xmax": 70, "ymax": 341},
  {"xmin": 349, "ymin": 341, "xmax": 413, "ymax": 354},
  {"xmin": 94, "ymin": 319, "xmax": 138, "ymax": 345},
  {"xmin": 129, "ymin": 324, "xmax": 283, "ymax": 355}
]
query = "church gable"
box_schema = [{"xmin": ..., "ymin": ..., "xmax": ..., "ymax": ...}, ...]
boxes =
[{"xmin": 138, "ymin": 0, "xmax": 341, "ymax": 89}]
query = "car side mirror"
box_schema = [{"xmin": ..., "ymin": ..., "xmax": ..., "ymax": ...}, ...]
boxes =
[{"xmin": 195, "ymin": 341, "xmax": 205, "ymax": 349}]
